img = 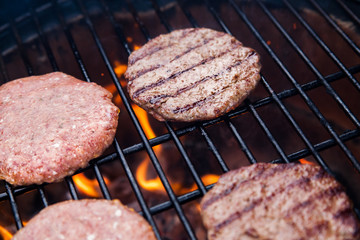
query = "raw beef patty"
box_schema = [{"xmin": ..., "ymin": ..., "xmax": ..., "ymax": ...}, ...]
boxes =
[
  {"xmin": 125, "ymin": 28, "xmax": 261, "ymax": 122},
  {"xmin": 200, "ymin": 163, "xmax": 360, "ymax": 240},
  {"xmin": 0, "ymin": 72, "xmax": 119, "ymax": 185},
  {"xmin": 12, "ymin": 199, "xmax": 156, "ymax": 240}
]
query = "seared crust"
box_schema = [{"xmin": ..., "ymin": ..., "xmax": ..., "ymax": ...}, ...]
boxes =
[
  {"xmin": 0, "ymin": 72, "xmax": 119, "ymax": 185},
  {"xmin": 12, "ymin": 199, "xmax": 156, "ymax": 240},
  {"xmin": 125, "ymin": 28, "xmax": 261, "ymax": 122},
  {"xmin": 200, "ymin": 163, "xmax": 360, "ymax": 240}
]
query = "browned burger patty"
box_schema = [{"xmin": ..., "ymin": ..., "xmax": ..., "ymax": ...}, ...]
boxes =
[
  {"xmin": 12, "ymin": 199, "xmax": 156, "ymax": 240},
  {"xmin": 125, "ymin": 28, "xmax": 261, "ymax": 122},
  {"xmin": 0, "ymin": 72, "xmax": 119, "ymax": 185},
  {"xmin": 200, "ymin": 163, "xmax": 360, "ymax": 240}
]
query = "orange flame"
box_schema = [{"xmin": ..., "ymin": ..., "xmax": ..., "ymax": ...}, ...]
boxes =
[
  {"xmin": 0, "ymin": 225, "xmax": 12, "ymax": 240},
  {"xmin": 133, "ymin": 44, "xmax": 141, "ymax": 51},
  {"xmin": 299, "ymin": 158, "xmax": 314, "ymax": 165},
  {"xmin": 133, "ymin": 104, "xmax": 220, "ymax": 194},
  {"xmin": 73, "ymin": 173, "xmax": 110, "ymax": 198},
  {"xmin": 178, "ymin": 174, "xmax": 220, "ymax": 195},
  {"xmin": 113, "ymin": 60, "xmax": 127, "ymax": 79},
  {"xmin": 133, "ymin": 104, "xmax": 165, "ymax": 193}
]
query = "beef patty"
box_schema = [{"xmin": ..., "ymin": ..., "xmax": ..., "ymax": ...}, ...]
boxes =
[
  {"xmin": 12, "ymin": 199, "xmax": 156, "ymax": 240},
  {"xmin": 125, "ymin": 28, "xmax": 261, "ymax": 122},
  {"xmin": 200, "ymin": 163, "xmax": 360, "ymax": 240},
  {"xmin": 0, "ymin": 72, "xmax": 119, "ymax": 185}
]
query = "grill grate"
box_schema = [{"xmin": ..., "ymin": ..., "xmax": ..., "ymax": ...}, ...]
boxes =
[{"xmin": 0, "ymin": 0, "xmax": 360, "ymax": 239}]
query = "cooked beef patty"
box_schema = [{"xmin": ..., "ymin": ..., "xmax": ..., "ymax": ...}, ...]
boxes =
[
  {"xmin": 125, "ymin": 28, "xmax": 261, "ymax": 122},
  {"xmin": 200, "ymin": 163, "xmax": 360, "ymax": 240},
  {"xmin": 12, "ymin": 199, "xmax": 156, "ymax": 240},
  {"xmin": 0, "ymin": 72, "xmax": 119, "ymax": 185}
]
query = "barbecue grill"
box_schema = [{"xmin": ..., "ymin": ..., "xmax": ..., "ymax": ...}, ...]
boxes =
[{"xmin": 0, "ymin": 0, "xmax": 359, "ymax": 239}]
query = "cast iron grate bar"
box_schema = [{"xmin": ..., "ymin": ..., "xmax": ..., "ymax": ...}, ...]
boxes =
[
  {"xmin": 165, "ymin": 122, "xmax": 208, "ymax": 195},
  {"xmin": 52, "ymin": 0, "xmax": 162, "ymax": 237},
  {"xmin": 228, "ymin": 0, "xmax": 360, "ymax": 173},
  {"xmin": 5, "ymin": 183, "xmax": 23, "ymax": 230},
  {"xmin": 308, "ymin": 0, "xmax": 360, "ymax": 56},
  {"xmin": 30, "ymin": 6, "xmax": 60, "ymax": 72},
  {"xmin": 149, "ymin": 0, "xmax": 173, "ymax": 32},
  {"xmin": 0, "ymin": 62, "xmax": 358, "ymax": 202},
  {"xmin": 30, "ymin": 2, "xmax": 107, "ymax": 204},
  {"xmin": 5, "ymin": 11, "xmax": 52, "ymax": 215},
  {"xmin": 283, "ymin": 0, "xmax": 360, "ymax": 92},
  {"xmin": 1, "ymin": 0, "xmax": 360, "ymax": 237},
  {"xmin": 198, "ymin": 124, "xmax": 230, "ymax": 172},
  {"xmin": 75, "ymin": 0, "xmax": 196, "ymax": 238},
  {"xmin": 65, "ymin": 176, "xmax": 79, "ymax": 200},
  {"xmin": 272, "ymin": 128, "xmax": 360, "ymax": 164},
  {"xmin": 203, "ymin": 0, "xmax": 291, "ymax": 164},
  {"xmin": 256, "ymin": 0, "xmax": 360, "ymax": 129},
  {"xmin": 149, "ymin": 0, "xmax": 227, "ymax": 195},
  {"xmin": 226, "ymin": 117, "xmax": 258, "ymax": 164},
  {"xmin": 336, "ymin": 0, "xmax": 360, "ymax": 26}
]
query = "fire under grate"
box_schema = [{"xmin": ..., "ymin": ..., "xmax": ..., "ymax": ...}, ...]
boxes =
[{"xmin": 0, "ymin": 0, "xmax": 360, "ymax": 239}]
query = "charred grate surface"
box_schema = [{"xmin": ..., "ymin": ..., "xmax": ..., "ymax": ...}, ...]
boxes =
[{"xmin": 0, "ymin": 0, "xmax": 360, "ymax": 239}]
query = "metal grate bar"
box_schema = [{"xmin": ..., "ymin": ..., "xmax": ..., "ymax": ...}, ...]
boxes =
[
  {"xmin": 308, "ymin": 0, "xmax": 360, "ymax": 55},
  {"xmin": 178, "ymin": 0, "xmax": 200, "ymax": 28},
  {"xmin": 203, "ymin": 0, "xmax": 290, "ymax": 163},
  {"xmin": 9, "ymin": 20, "xmax": 34, "ymax": 76},
  {"xmin": 65, "ymin": 177, "xmax": 79, "ymax": 200},
  {"xmin": 336, "ymin": 0, "xmax": 360, "ymax": 26},
  {"xmin": 272, "ymin": 129, "xmax": 360, "ymax": 166},
  {"xmin": 165, "ymin": 122, "xmax": 207, "ymax": 195},
  {"xmin": 178, "ymin": 0, "xmax": 284, "ymax": 165},
  {"xmin": 151, "ymin": 0, "xmax": 219, "ymax": 196},
  {"xmin": 27, "ymin": 0, "xmax": 112, "ymax": 202},
  {"xmin": 228, "ymin": 0, "xmax": 360, "ymax": 172},
  {"xmin": 149, "ymin": 0, "xmax": 173, "ymax": 32},
  {"xmin": 51, "ymin": 0, "xmax": 162, "ymax": 237},
  {"xmin": 255, "ymin": 0, "xmax": 360, "ymax": 128},
  {"xmin": 145, "ymin": 0, "xmax": 209, "ymax": 195},
  {"xmin": 51, "ymin": 0, "xmax": 91, "ymax": 82},
  {"xmin": 4, "ymin": 10, "xmax": 52, "ymax": 217},
  {"xmin": 198, "ymin": 125, "xmax": 230, "ymax": 172},
  {"xmin": 93, "ymin": 164, "xmax": 112, "ymax": 200},
  {"xmin": 30, "ymin": 7, "xmax": 60, "ymax": 71},
  {"xmin": 148, "ymin": 184, "xmax": 213, "ymax": 215},
  {"xmin": 283, "ymin": 0, "xmax": 360, "ymax": 92},
  {"xmin": 111, "ymin": 140, "xmax": 162, "ymax": 240},
  {"xmin": 76, "ymin": 0, "xmax": 196, "ymax": 238},
  {"xmin": 225, "ymin": 118, "xmax": 258, "ymax": 164},
  {"xmin": 259, "ymin": 76, "xmax": 332, "ymax": 172},
  {"xmin": 5, "ymin": 183, "xmax": 23, "ymax": 229}
]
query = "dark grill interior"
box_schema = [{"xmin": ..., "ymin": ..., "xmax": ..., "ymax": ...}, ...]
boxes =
[{"xmin": 0, "ymin": 0, "xmax": 360, "ymax": 239}]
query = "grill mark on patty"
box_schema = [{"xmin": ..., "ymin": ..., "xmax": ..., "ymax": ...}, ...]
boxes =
[
  {"xmin": 334, "ymin": 208, "xmax": 360, "ymax": 236},
  {"xmin": 132, "ymin": 43, "xmax": 242, "ymax": 99},
  {"xmin": 129, "ymin": 28, "xmax": 197, "ymax": 65},
  {"xmin": 201, "ymin": 164, "xmax": 285, "ymax": 210},
  {"xmin": 148, "ymin": 51, "xmax": 256, "ymax": 105},
  {"xmin": 212, "ymin": 171, "xmax": 330, "ymax": 236},
  {"xmin": 285, "ymin": 185, "xmax": 344, "ymax": 218},
  {"xmin": 129, "ymin": 33, "xmax": 224, "ymax": 81}
]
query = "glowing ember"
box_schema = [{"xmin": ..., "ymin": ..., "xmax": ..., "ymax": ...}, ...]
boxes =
[
  {"xmin": 0, "ymin": 225, "xmax": 12, "ymax": 240},
  {"xmin": 73, "ymin": 173, "xmax": 110, "ymax": 198},
  {"xmin": 299, "ymin": 158, "xmax": 314, "ymax": 165}
]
